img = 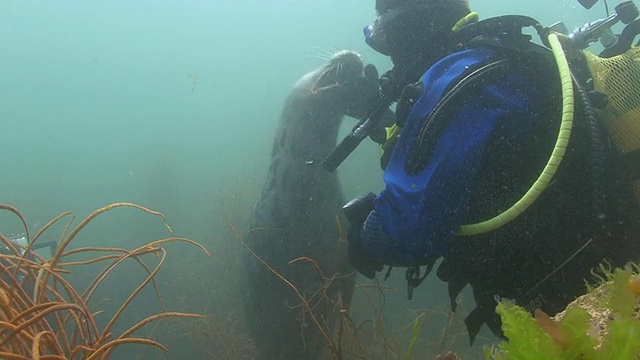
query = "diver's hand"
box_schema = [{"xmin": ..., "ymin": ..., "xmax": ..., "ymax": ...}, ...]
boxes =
[
  {"xmin": 347, "ymin": 223, "xmax": 384, "ymax": 279},
  {"xmin": 370, "ymin": 108, "xmax": 395, "ymax": 145},
  {"xmin": 344, "ymin": 193, "xmax": 384, "ymax": 278},
  {"xmin": 344, "ymin": 63, "xmax": 396, "ymax": 145},
  {"xmin": 344, "ymin": 63, "xmax": 380, "ymax": 119},
  {"xmin": 361, "ymin": 63, "xmax": 383, "ymax": 108},
  {"xmin": 345, "ymin": 63, "xmax": 396, "ymax": 138}
]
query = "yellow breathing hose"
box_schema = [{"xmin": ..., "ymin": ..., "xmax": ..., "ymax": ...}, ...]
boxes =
[{"xmin": 457, "ymin": 33, "xmax": 575, "ymax": 236}]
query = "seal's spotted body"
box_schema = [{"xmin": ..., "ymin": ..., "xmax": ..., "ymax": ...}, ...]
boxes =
[{"xmin": 243, "ymin": 50, "xmax": 369, "ymax": 359}]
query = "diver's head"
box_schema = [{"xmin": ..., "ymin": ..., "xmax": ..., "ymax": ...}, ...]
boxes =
[{"xmin": 365, "ymin": 0, "xmax": 471, "ymax": 63}]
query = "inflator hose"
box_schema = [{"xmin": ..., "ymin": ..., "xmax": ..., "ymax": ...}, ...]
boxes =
[
  {"xmin": 458, "ymin": 33, "xmax": 575, "ymax": 236},
  {"xmin": 575, "ymin": 82, "xmax": 608, "ymax": 221}
]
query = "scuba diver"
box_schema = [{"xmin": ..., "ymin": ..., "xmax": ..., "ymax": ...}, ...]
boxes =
[{"xmin": 325, "ymin": 0, "xmax": 640, "ymax": 344}]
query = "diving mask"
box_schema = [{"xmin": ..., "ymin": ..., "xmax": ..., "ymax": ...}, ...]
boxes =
[
  {"xmin": 364, "ymin": 4, "xmax": 422, "ymax": 56},
  {"xmin": 364, "ymin": 15, "xmax": 391, "ymax": 56}
]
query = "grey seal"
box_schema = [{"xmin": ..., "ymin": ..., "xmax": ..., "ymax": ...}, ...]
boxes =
[{"xmin": 243, "ymin": 50, "xmax": 380, "ymax": 359}]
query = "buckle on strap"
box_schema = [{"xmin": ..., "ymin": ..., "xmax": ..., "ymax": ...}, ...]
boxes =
[{"xmin": 405, "ymin": 261, "xmax": 435, "ymax": 300}]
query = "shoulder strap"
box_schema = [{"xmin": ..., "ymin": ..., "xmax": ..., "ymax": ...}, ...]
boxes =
[
  {"xmin": 405, "ymin": 57, "xmax": 513, "ymax": 175},
  {"xmin": 455, "ymin": 15, "xmax": 555, "ymax": 69}
]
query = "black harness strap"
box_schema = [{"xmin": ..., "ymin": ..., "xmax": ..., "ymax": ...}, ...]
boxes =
[{"xmin": 406, "ymin": 262, "xmax": 434, "ymax": 300}]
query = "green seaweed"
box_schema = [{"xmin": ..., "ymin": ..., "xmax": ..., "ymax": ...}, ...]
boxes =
[
  {"xmin": 558, "ymin": 306, "xmax": 597, "ymax": 359},
  {"xmin": 403, "ymin": 316, "xmax": 421, "ymax": 360},
  {"xmin": 597, "ymin": 316, "xmax": 640, "ymax": 359},
  {"xmin": 609, "ymin": 267, "xmax": 635, "ymax": 318},
  {"xmin": 487, "ymin": 264, "xmax": 640, "ymax": 360},
  {"xmin": 489, "ymin": 299, "xmax": 563, "ymax": 360}
]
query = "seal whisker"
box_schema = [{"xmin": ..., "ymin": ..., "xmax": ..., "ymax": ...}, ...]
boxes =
[
  {"xmin": 304, "ymin": 53, "xmax": 331, "ymax": 62},
  {"xmin": 305, "ymin": 48, "xmax": 333, "ymax": 61},
  {"xmin": 310, "ymin": 83, "xmax": 343, "ymax": 95},
  {"xmin": 323, "ymin": 47, "xmax": 340, "ymax": 60}
]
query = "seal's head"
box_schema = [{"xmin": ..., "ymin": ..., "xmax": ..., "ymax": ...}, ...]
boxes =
[{"xmin": 311, "ymin": 50, "xmax": 365, "ymax": 94}]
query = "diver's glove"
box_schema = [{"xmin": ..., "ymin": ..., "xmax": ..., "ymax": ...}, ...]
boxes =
[
  {"xmin": 346, "ymin": 64, "xmax": 396, "ymax": 145},
  {"xmin": 344, "ymin": 192, "xmax": 384, "ymax": 279},
  {"xmin": 347, "ymin": 225, "xmax": 384, "ymax": 279},
  {"xmin": 365, "ymin": 64, "xmax": 396, "ymax": 145}
]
